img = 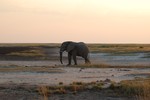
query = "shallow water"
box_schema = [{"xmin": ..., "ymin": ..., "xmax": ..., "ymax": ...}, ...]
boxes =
[
  {"xmin": 90, "ymin": 53, "xmax": 150, "ymax": 66},
  {"xmin": 0, "ymin": 52, "xmax": 149, "ymax": 66}
]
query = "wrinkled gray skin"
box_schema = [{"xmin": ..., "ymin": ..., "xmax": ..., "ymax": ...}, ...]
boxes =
[{"xmin": 60, "ymin": 41, "xmax": 91, "ymax": 65}]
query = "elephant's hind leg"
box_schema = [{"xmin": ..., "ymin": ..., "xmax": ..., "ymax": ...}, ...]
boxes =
[
  {"xmin": 85, "ymin": 58, "xmax": 91, "ymax": 64},
  {"xmin": 73, "ymin": 54, "xmax": 77, "ymax": 65}
]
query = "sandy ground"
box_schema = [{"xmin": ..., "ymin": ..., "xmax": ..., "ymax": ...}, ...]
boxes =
[{"xmin": 0, "ymin": 67, "xmax": 150, "ymax": 85}]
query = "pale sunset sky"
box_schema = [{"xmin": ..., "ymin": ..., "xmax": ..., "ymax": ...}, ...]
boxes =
[{"xmin": 0, "ymin": 0, "xmax": 150, "ymax": 43}]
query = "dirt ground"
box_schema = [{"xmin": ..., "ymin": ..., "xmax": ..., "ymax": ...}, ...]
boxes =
[{"xmin": 0, "ymin": 45, "xmax": 150, "ymax": 100}]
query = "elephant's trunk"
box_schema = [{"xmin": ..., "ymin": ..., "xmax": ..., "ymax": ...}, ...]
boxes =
[{"xmin": 60, "ymin": 51, "xmax": 63, "ymax": 64}]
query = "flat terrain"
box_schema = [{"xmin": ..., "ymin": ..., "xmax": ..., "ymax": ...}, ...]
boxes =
[{"xmin": 0, "ymin": 43, "xmax": 150, "ymax": 100}]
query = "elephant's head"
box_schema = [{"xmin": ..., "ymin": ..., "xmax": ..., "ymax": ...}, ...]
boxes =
[{"xmin": 59, "ymin": 41, "xmax": 75, "ymax": 64}]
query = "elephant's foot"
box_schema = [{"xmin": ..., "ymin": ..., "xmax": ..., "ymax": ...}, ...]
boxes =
[
  {"xmin": 85, "ymin": 61, "xmax": 91, "ymax": 64},
  {"xmin": 74, "ymin": 63, "xmax": 77, "ymax": 65},
  {"xmin": 66, "ymin": 64, "xmax": 71, "ymax": 66}
]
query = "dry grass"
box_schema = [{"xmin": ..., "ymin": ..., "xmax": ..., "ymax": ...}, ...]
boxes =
[
  {"xmin": 38, "ymin": 86, "xmax": 50, "ymax": 100},
  {"xmin": 88, "ymin": 44, "xmax": 150, "ymax": 53},
  {"xmin": 7, "ymin": 49, "xmax": 45, "ymax": 57},
  {"xmin": 2, "ymin": 79, "xmax": 149, "ymax": 99},
  {"xmin": 37, "ymin": 81, "xmax": 105, "ymax": 97},
  {"xmin": 1, "ymin": 43, "xmax": 150, "ymax": 53},
  {"xmin": 119, "ymin": 79, "xmax": 150, "ymax": 100},
  {"xmin": 0, "ymin": 43, "xmax": 60, "ymax": 47},
  {"xmin": 74, "ymin": 64, "xmax": 150, "ymax": 68}
]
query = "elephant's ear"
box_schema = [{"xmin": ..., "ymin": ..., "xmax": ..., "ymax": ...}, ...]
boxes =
[{"xmin": 66, "ymin": 42, "xmax": 75, "ymax": 52}]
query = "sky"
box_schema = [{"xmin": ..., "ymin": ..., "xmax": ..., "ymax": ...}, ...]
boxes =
[{"xmin": 0, "ymin": 0, "xmax": 150, "ymax": 43}]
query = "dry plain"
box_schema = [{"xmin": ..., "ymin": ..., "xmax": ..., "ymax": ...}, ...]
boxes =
[{"xmin": 0, "ymin": 43, "xmax": 150, "ymax": 100}]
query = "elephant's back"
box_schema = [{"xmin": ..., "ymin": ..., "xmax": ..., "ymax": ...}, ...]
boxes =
[{"xmin": 77, "ymin": 42, "xmax": 89, "ymax": 53}]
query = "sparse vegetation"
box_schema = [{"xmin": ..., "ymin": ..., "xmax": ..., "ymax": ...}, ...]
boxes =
[
  {"xmin": 0, "ymin": 43, "xmax": 60, "ymax": 60},
  {"xmin": 37, "ymin": 81, "xmax": 106, "ymax": 96},
  {"xmin": 110, "ymin": 79, "xmax": 150, "ymax": 100},
  {"xmin": 88, "ymin": 44, "xmax": 150, "ymax": 53},
  {"xmin": 0, "ymin": 43, "xmax": 150, "ymax": 53},
  {"xmin": 74, "ymin": 64, "xmax": 150, "ymax": 68},
  {"xmin": 7, "ymin": 49, "xmax": 45, "ymax": 57},
  {"xmin": 0, "ymin": 79, "xmax": 149, "ymax": 100},
  {"xmin": 0, "ymin": 43, "xmax": 60, "ymax": 47},
  {"xmin": 36, "ymin": 79, "xmax": 150, "ymax": 99}
]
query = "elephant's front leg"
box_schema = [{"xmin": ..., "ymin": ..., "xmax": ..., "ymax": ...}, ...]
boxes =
[
  {"xmin": 72, "ymin": 52, "xmax": 77, "ymax": 65},
  {"xmin": 67, "ymin": 53, "xmax": 72, "ymax": 66}
]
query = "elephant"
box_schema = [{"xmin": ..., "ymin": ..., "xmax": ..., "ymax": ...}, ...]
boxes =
[{"xmin": 59, "ymin": 41, "xmax": 91, "ymax": 65}]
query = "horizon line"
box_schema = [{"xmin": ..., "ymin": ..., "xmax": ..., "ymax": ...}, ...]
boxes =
[{"xmin": 0, "ymin": 42, "xmax": 150, "ymax": 44}]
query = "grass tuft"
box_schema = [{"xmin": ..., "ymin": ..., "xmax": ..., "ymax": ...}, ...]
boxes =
[
  {"xmin": 118, "ymin": 79, "xmax": 150, "ymax": 100},
  {"xmin": 38, "ymin": 86, "xmax": 50, "ymax": 100}
]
